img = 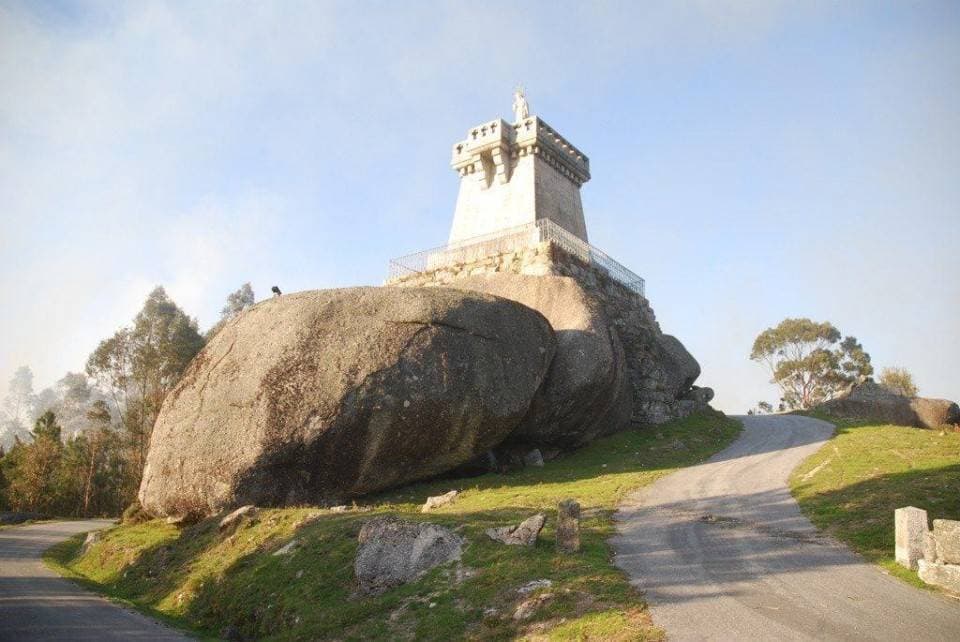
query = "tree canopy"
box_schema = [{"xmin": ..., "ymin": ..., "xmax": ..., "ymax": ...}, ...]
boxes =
[
  {"xmin": 879, "ymin": 367, "xmax": 918, "ymax": 397},
  {"xmin": 85, "ymin": 286, "xmax": 204, "ymax": 493},
  {"xmin": 1, "ymin": 286, "xmax": 205, "ymax": 517},
  {"xmin": 750, "ymin": 318, "xmax": 873, "ymax": 410}
]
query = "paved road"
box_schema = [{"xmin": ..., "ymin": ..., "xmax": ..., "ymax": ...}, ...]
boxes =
[
  {"xmin": 0, "ymin": 519, "xmax": 191, "ymax": 641},
  {"xmin": 612, "ymin": 414, "xmax": 960, "ymax": 641}
]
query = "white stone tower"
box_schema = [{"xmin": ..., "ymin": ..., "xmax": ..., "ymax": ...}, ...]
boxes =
[{"xmin": 447, "ymin": 97, "xmax": 591, "ymax": 245}]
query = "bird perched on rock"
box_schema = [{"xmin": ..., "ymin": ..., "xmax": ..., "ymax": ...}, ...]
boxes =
[{"xmin": 271, "ymin": 286, "xmax": 282, "ymax": 297}]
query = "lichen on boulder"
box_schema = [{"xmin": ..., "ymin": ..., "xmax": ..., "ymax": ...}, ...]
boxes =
[{"xmin": 138, "ymin": 287, "xmax": 555, "ymax": 517}]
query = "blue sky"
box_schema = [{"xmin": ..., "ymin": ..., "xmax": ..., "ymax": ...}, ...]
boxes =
[{"xmin": 1, "ymin": 1, "xmax": 958, "ymax": 413}]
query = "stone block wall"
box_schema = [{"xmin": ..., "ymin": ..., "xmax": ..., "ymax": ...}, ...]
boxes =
[
  {"xmin": 896, "ymin": 506, "xmax": 960, "ymax": 594},
  {"xmin": 388, "ymin": 241, "xmax": 709, "ymax": 424}
]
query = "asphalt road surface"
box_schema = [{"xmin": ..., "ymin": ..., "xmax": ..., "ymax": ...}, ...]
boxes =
[
  {"xmin": 0, "ymin": 519, "xmax": 191, "ymax": 641},
  {"xmin": 612, "ymin": 413, "xmax": 960, "ymax": 641}
]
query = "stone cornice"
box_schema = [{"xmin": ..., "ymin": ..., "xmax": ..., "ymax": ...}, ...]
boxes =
[{"xmin": 451, "ymin": 116, "xmax": 590, "ymax": 187}]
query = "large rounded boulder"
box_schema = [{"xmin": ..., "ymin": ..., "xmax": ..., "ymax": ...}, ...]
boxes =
[
  {"xmin": 819, "ymin": 381, "xmax": 960, "ymax": 429},
  {"xmin": 910, "ymin": 397, "xmax": 960, "ymax": 429},
  {"xmin": 139, "ymin": 287, "xmax": 555, "ymax": 517},
  {"xmin": 446, "ymin": 274, "xmax": 632, "ymax": 448}
]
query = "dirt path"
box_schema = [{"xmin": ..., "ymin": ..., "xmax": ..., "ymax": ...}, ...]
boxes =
[
  {"xmin": 612, "ymin": 414, "xmax": 960, "ymax": 641},
  {"xmin": 0, "ymin": 519, "xmax": 191, "ymax": 641}
]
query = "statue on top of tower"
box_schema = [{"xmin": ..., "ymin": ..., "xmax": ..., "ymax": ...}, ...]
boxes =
[{"xmin": 512, "ymin": 86, "xmax": 530, "ymax": 122}]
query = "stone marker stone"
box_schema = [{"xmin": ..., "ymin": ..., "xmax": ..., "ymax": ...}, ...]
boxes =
[
  {"xmin": 557, "ymin": 499, "xmax": 581, "ymax": 553},
  {"xmin": 918, "ymin": 559, "xmax": 960, "ymax": 594},
  {"xmin": 895, "ymin": 506, "xmax": 928, "ymax": 570},
  {"xmin": 932, "ymin": 519, "xmax": 960, "ymax": 565}
]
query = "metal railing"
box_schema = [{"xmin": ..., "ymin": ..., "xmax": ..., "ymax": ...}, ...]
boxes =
[{"xmin": 388, "ymin": 219, "xmax": 646, "ymax": 297}]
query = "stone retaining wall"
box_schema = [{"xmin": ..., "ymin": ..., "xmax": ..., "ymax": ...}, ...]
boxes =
[
  {"xmin": 896, "ymin": 506, "xmax": 960, "ymax": 594},
  {"xmin": 388, "ymin": 241, "xmax": 708, "ymax": 424}
]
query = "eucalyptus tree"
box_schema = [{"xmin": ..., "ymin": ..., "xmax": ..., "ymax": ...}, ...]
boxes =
[
  {"xmin": 750, "ymin": 318, "xmax": 873, "ymax": 410},
  {"xmin": 86, "ymin": 286, "xmax": 205, "ymax": 488}
]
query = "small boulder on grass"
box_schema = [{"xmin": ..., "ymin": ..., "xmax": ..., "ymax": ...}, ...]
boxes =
[
  {"xmin": 523, "ymin": 449, "xmax": 545, "ymax": 467},
  {"xmin": 556, "ymin": 499, "xmax": 581, "ymax": 553},
  {"xmin": 354, "ymin": 516, "xmax": 464, "ymax": 595},
  {"xmin": 485, "ymin": 513, "xmax": 545, "ymax": 546},
  {"xmin": 421, "ymin": 490, "xmax": 458, "ymax": 512},
  {"xmin": 219, "ymin": 505, "xmax": 258, "ymax": 533}
]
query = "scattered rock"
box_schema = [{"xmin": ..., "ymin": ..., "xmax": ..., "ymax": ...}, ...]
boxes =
[
  {"xmin": 513, "ymin": 592, "xmax": 554, "ymax": 620},
  {"xmin": 139, "ymin": 287, "xmax": 555, "ymax": 517},
  {"xmin": 329, "ymin": 505, "xmax": 348, "ymax": 513},
  {"xmin": 556, "ymin": 499, "xmax": 581, "ymax": 553},
  {"xmin": 681, "ymin": 386, "xmax": 715, "ymax": 405},
  {"xmin": 451, "ymin": 564, "xmax": 476, "ymax": 584},
  {"xmin": 485, "ymin": 513, "xmax": 546, "ymax": 546},
  {"xmin": 523, "ymin": 449, "xmax": 545, "ymax": 467},
  {"xmin": 273, "ymin": 539, "xmax": 299, "ymax": 556},
  {"xmin": 517, "ymin": 579, "xmax": 553, "ymax": 595},
  {"xmin": 421, "ymin": 490, "xmax": 458, "ymax": 512},
  {"xmin": 219, "ymin": 505, "xmax": 258, "ymax": 532},
  {"xmin": 165, "ymin": 514, "xmax": 194, "ymax": 527},
  {"xmin": 81, "ymin": 530, "xmax": 103, "ymax": 555},
  {"xmin": 354, "ymin": 516, "xmax": 464, "ymax": 595}
]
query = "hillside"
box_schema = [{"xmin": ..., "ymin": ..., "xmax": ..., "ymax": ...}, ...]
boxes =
[
  {"xmin": 46, "ymin": 411, "xmax": 740, "ymax": 641},
  {"xmin": 790, "ymin": 414, "xmax": 960, "ymax": 588}
]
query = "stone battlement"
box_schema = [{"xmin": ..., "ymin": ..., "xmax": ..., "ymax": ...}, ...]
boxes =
[
  {"xmin": 448, "ymin": 113, "xmax": 591, "ymax": 245},
  {"xmin": 451, "ymin": 117, "xmax": 590, "ymax": 186}
]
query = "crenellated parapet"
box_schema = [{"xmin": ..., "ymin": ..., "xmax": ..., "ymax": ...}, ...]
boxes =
[
  {"xmin": 448, "ymin": 112, "xmax": 591, "ymax": 245},
  {"xmin": 451, "ymin": 117, "xmax": 590, "ymax": 188},
  {"xmin": 512, "ymin": 117, "xmax": 590, "ymax": 186}
]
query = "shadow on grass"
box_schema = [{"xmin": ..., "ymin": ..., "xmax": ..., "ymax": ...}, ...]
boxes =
[
  {"xmin": 51, "ymin": 411, "xmax": 743, "ymax": 641},
  {"xmin": 795, "ymin": 462, "xmax": 960, "ymax": 564}
]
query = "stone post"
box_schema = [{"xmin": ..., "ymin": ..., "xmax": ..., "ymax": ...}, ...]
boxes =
[
  {"xmin": 894, "ymin": 506, "xmax": 928, "ymax": 570},
  {"xmin": 557, "ymin": 499, "xmax": 581, "ymax": 553}
]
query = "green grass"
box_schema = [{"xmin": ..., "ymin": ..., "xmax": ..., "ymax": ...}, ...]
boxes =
[
  {"xmin": 44, "ymin": 410, "xmax": 741, "ymax": 641},
  {"xmin": 789, "ymin": 413, "xmax": 960, "ymax": 588}
]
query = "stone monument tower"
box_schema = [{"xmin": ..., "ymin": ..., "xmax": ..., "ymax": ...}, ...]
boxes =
[
  {"xmin": 388, "ymin": 93, "xmax": 714, "ymax": 426},
  {"xmin": 447, "ymin": 89, "xmax": 591, "ymax": 245}
]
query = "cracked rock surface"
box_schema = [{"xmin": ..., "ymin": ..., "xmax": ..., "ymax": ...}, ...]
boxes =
[{"xmin": 139, "ymin": 287, "xmax": 554, "ymax": 517}]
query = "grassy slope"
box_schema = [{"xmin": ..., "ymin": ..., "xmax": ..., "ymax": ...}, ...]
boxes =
[
  {"xmin": 45, "ymin": 411, "xmax": 740, "ymax": 642},
  {"xmin": 789, "ymin": 413, "xmax": 960, "ymax": 587}
]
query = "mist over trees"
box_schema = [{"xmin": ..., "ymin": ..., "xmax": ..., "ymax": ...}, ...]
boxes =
[
  {"xmin": 0, "ymin": 366, "xmax": 36, "ymax": 445},
  {"xmin": 0, "ymin": 283, "xmax": 251, "ymax": 517},
  {"xmin": 85, "ymin": 286, "xmax": 205, "ymax": 490}
]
